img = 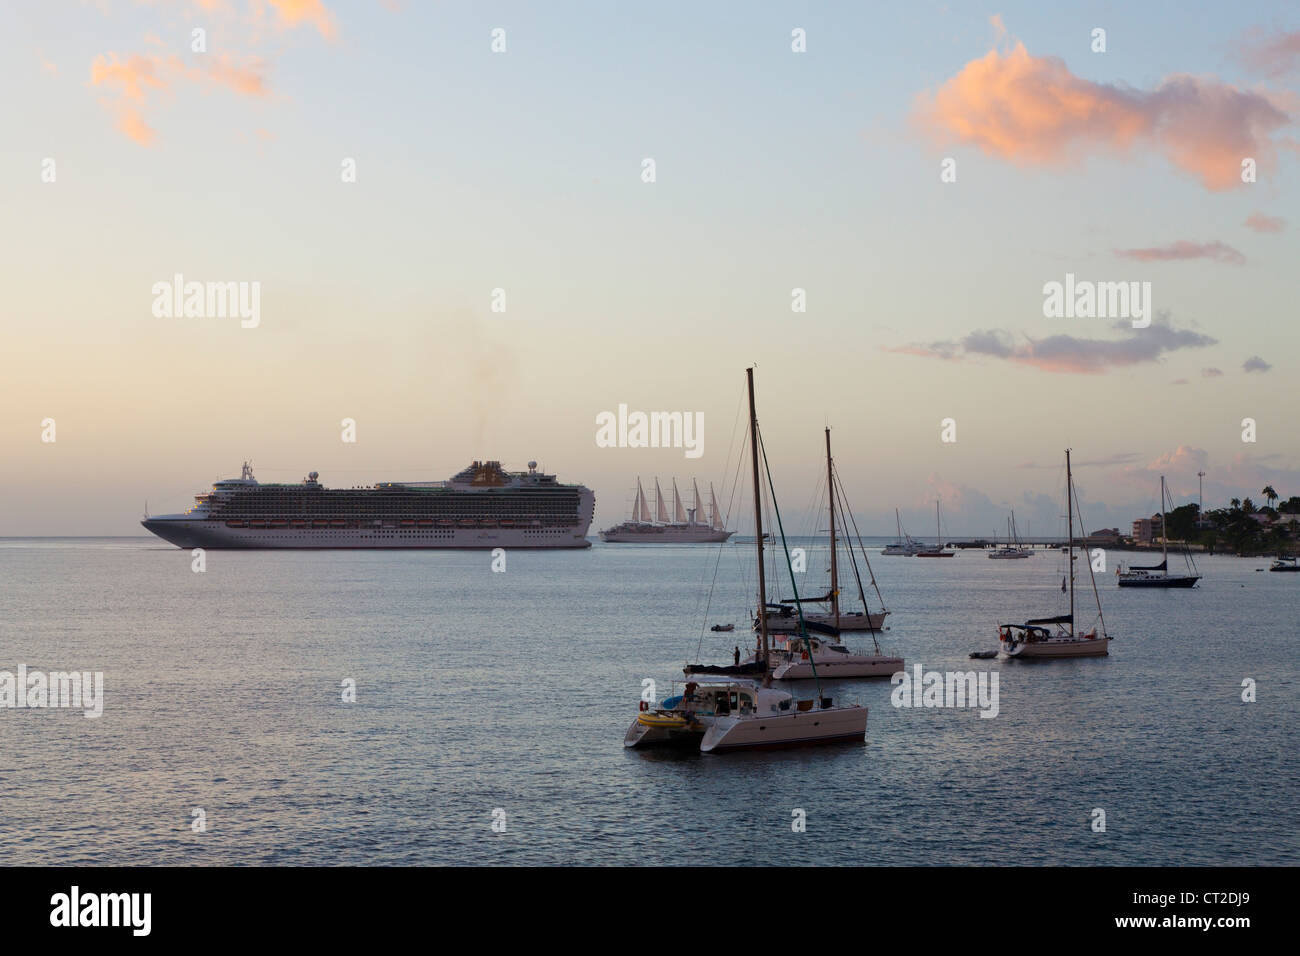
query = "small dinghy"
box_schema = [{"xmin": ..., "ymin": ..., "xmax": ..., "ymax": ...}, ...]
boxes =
[
  {"xmin": 969, "ymin": 650, "xmax": 998, "ymax": 659},
  {"xmin": 710, "ymin": 623, "xmax": 735, "ymax": 632}
]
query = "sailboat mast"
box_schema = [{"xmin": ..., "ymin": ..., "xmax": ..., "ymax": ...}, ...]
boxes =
[
  {"xmin": 1067, "ymin": 448, "xmax": 1075, "ymax": 635},
  {"xmin": 936, "ymin": 500, "xmax": 941, "ymax": 548},
  {"xmin": 747, "ymin": 368, "xmax": 770, "ymax": 685},
  {"xmin": 1161, "ymin": 475, "xmax": 1168, "ymax": 565},
  {"xmin": 826, "ymin": 427, "xmax": 839, "ymax": 624},
  {"xmin": 896, "ymin": 508, "xmax": 903, "ymax": 541}
]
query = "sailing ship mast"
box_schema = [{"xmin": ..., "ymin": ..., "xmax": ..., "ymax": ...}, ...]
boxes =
[
  {"xmin": 747, "ymin": 368, "xmax": 770, "ymax": 686},
  {"xmin": 1067, "ymin": 448, "xmax": 1074, "ymax": 636},
  {"xmin": 826, "ymin": 427, "xmax": 839, "ymax": 627}
]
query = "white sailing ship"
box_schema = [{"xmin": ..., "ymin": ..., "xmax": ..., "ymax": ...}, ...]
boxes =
[{"xmin": 599, "ymin": 478, "xmax": 733, "ymax": 543}]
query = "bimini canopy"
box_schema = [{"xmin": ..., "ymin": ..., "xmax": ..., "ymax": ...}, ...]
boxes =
[{"xmin": 1025, "ymin": 613, "xmax": 1073, "ymax": 625}]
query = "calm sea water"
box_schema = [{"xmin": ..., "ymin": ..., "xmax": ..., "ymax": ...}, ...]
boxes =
[{"xmin": 1, "ymin": 537, "xmax": 1295, "ymax": 866}]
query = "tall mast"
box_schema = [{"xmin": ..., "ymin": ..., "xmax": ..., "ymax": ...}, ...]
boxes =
[
  {"xmin": 826, "ymin": 427, "xmax": 839, "ymax": 624},
  {"xmin": 936, "ymin": 500, "xmax": 941, "ymax": 548},
  {"xmin": 1161, "ymin": 475, "xmax": 1168, "ymax": 565},
  {"xmin": 747, "ymin": 368, "xmax": 770, "ymax": 685},
  {"xmin": 896, "ymin": 508, "xmax": 903, "ymax": 542},
  {"xmin": 1067, "ymin": 448, "xmax": 1074, "ymax": 635}
]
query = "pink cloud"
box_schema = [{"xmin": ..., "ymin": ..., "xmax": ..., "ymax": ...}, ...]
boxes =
[
  {"xmin": 1236, "ymin": 28, "xmax": 1300, "ymax": 78},
  {"xmin": 1244, "ymin": 211, "xmax": 1286, "ymax": 233},
  {"xmin": 90, "ymin": 50, "xmax": 270, "ymax": 145},
  {"xmin": 263, "ymin": 0, "xmax": 338, "ymax": 40},
  {"xmin": 914, "ymin": 37, "xmax": 1292, "ymax": 190},
  {"xmin": 1114, "ymin": 240, "xmax": 1245, "ymax": 264}
]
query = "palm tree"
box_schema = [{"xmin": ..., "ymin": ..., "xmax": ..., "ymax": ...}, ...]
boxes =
[
  {"xmin": 1242, "ymin": 497, "xmax": 1256, "ymax": 514},
  {"xmin": 1231, "ymin": 497, "xmax": 1241, "ymax": 510},
  {"xmin": 1262, "ymin": 485, "xmax": 1278, "ymax": 510}
]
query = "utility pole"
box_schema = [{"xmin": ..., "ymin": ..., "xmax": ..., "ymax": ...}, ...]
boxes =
[{"xmin": 1197, "ymin": 470, "xmax": 1206, "ymax": 526}]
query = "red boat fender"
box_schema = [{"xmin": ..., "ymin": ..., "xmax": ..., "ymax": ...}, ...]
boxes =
[{"xmin": 638, "ymin": 700, "xmax": 648, "ymax": 712}]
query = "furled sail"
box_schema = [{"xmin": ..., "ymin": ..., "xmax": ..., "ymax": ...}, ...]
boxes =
[
  {"xmin": 655, "ymin": 478, "xmax": 669, "ymax": 523},
  {"xmin": 673, "ymin": 479, "xmax": 687, "ymax": 523},
  {"xmin": 693, "ymin": 480, "xmax": 706, "ymax": 526},
  {"xmin": 710, "ymin": 484, "xmax": 724, "ymax": 530},
  {"xmin": 637, "ymin": 478, "xmax": 652, "ymax": 522}
]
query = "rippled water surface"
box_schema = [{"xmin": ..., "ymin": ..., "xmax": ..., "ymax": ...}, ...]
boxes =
[{"xmin": 1, "ymin": 537, "xmax": 1295, "ymax": 865}]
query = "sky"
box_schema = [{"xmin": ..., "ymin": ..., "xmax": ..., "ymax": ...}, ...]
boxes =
[{"xmin": 1, "ymin": 0, "xmax": 1297, "ymax": 537}]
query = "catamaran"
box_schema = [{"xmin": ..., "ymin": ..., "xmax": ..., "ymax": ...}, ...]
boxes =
[
  {"xmin": 915, "ymin": 500, "xmax": 954, "ymax": 557},
  {"xmin": 755, "ymin": 428, "xmax": 890, "ymax": 634},
  {"xmin": 998, "ymin": 449, "xmax": 1112, "ymax": 659},
  {"xmin": 882, "ymin": 509, "xmax": 923, "ymax": 556},
  {"xmin": 1268, "ymin": 555, "xmax": 1299, "ymax": 572},
  {"xmin": 1116, "ymin": 476, "xmax": 1200, "ymax": 588},
  {"xmin": 625, "ymin": 368, "xmax": 869, "ymax": 752},
  {"xmin": 988, "ymin": 511, "xmax": 1031, "ymax": 559}
]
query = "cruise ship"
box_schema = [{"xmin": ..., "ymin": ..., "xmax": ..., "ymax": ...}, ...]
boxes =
[{"xmin": 141, "ymin": 461, "xmax": 595, "ymax": 549}]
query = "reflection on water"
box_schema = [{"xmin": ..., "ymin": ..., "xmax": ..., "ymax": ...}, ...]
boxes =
[{"xmin": 0, "ymin": 538, "xmax": 1295, "ymax": 865}]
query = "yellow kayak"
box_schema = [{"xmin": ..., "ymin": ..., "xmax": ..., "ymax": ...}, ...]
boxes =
[{"xmin": 637, "ymin": 711, "xmax": 689, "ymax": 729}]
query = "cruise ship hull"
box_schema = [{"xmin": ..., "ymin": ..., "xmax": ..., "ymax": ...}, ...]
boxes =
[{"xmin": 142, "ymin": 518, "xmax": 591, "ymax": 549}]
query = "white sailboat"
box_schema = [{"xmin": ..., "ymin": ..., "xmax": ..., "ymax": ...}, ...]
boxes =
[
  {"xmin": 1116, "ymin": 476, "xmax": 1200, "ymax": 587},
  {"xmin": 988, "ymin": 511, "xmax": 1031, "ymax": 558},
  {"xmin": 915, "ymin": 500, "xmax": 954, "ymax": 557},
  {"xmin": 753, "ymin": 427, "xmax": 900, "ymax": 679},
  {"xmin": 882, "ymin": 509, "xmax": 922, "ymax": 556},
  {"xmin": 998, "ymin": 449, "xmax": 1112, "ymax": 659},
  {"xmin": 625, "ymin": 368, "xmax": 869, "ymax": 752},
  {"xmin": 756, "ymin": 427, "xmax": 891, "ymax": 634}
]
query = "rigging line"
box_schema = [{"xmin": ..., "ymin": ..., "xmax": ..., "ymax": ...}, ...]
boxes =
[
  {"xmin": 1072, "ymin": 474, "xmax": 1109, "ymax": 638},
  {"xmin": 833, "ymin": 479, "xmax": 884, "ymax": 653},
  {"xmin": 834, "ymin": 471, "xmax": 887, "ymax": 609},
  {"xmin": 757, "ymin": 427, "xmax": 824, "ymax": 700},
  {"xmin": 695, "ymin": 385, "xmax": 749, "ymax": 661}
]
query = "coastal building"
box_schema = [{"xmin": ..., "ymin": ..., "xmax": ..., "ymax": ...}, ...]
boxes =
[{"xmin": 1132, "ymin": 515, "xmax": 1163, "ymax": 545}]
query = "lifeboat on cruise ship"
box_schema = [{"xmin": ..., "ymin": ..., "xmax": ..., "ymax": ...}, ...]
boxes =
[
  {"xmin": 400, "ymin": 520, "xmax": 415, "ymax": 528},
  {"xmin": 499, "ymin": 519, "xmax": 515, "ymax": 528},
  {"xmin": 269, "ymin": 519, "xmax": 288, "ymax": 528},
  {"xmin": 458, "ymin": 519, "xmax": 476, "ymax": 528},
  {"xmin": 225, "ymin": 520, "xmax": 248, "ymax": 528},
  {"xmin": 249, "ymin": 519, "xmax": 268, "ymax": 528},
  {"xmin": 312, "ymin": 519, "xmax": 328, "ymax": 528},
  {"xmin": 416, "ymin": 519, "xmax": 434, "ymax": 528},
  {"xmin": 290, "ymin": 520, "xmax": 307, "ymax": 528},
  {"xmin": 437, "ymin": 519, "xmax": 454, "ymax": 527},
  {"xmin": 329, "ymin": 519, "xmax": 346, "ymax": 528}
]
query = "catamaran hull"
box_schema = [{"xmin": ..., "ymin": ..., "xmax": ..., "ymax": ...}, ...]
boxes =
[
  {"xmin": 771, "ymin": 656, "xmax": 903, "ymax": 679},
  {"xmin": 699, "ymin": 706, "xmax": 867, "ymax": 752},
  {"xmin": 623, "ymin": 719, "xmax": 703, "ymax": 748}
]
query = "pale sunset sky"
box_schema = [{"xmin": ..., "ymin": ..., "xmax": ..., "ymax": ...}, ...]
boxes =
[{"xmin": 1, "ymin": 1, "xmax": 1297, "ymax": 536}]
